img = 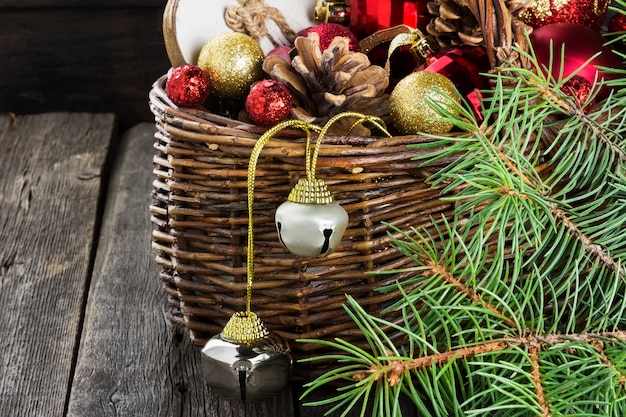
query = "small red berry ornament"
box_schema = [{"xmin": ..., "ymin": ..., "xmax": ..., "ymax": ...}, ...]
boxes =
[
  {"xmin": 609, "ymin": 12, "xmax": 626, "ymax": 33},
  {"xmin": 608, "ymin": 12, "xmax": 626, "ymax": 53},
  {"xmin": 165, "ymin": 64, "xmax": 210, "ymax": 107},
  {"xmin": 245, "ymin": 80, "xmax": 293, "ymax": 126}
]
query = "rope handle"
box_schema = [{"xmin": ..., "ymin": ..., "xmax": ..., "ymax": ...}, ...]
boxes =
[{"xmin": 224, "ymin": 0, "xmax": 297, "ymax": 47}]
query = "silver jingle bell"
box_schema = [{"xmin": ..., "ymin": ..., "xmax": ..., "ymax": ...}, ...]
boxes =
[
  {"xmin": 200, "ymin": 312, "xmax": 291, "ymax": 402},
  {"xmin": 275, "ymin": 178, "xmax": 349, "ymax": 258}
]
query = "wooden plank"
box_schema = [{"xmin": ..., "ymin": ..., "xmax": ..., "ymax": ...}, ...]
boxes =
[
  {"xmin": 0, "ymin": 1, "xmax": 165, "ymax": 7},
  {"xmin": 0, "ymin": 8, "xmax": 170, "ymax": 130},
  {"xmin": 66, "ymin": 123, "xmax": 296, "ymax": 417},
  {"xmin": 0, "ymin": 112, "xmax": 116, "ymax": 417}
]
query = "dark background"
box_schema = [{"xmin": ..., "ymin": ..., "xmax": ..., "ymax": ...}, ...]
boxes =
[
  {"xmin": 0, "ymin": 1, "xmax": 171, "ymax": 131},
  {"xmin": 2, "ymin": 1, "xmax": 625, "ymax": 133}
]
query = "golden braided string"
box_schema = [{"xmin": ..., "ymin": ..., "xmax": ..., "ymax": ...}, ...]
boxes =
[
  {"xmin": 308, "ymin": 112, "xmax": 391, "ymax": 180},
  {"xmin": 243, "ymin": 113, "xmax": 389, "ymax": 313},
  {"xmin": 245, "ymin": 119, "xmax": 320, "ymax": 312}
]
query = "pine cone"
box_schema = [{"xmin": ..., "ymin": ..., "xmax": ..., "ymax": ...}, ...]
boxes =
[
  {"xmin": 263, "ymin": 32, "xmax": 390, "ymax": 135},
  {"xmin": 426, "ymin": 0, "xmax": 483, "ymax": 48}
]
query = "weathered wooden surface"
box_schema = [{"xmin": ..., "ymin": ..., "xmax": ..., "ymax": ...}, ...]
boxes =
[
  {"xmin": 0, "ymin": 113, "xmax": 115, "ymax": 417},
  {"xmin": 1, "ymin": 1, "xmax": 165, "ymax": 6},
  {"xmin": 0, "ymin": 114, "xmax": 413, "ymax": 416},
  {"xmin": 65, "ymin": 123, "xmax": 296, "ymax": 417}
]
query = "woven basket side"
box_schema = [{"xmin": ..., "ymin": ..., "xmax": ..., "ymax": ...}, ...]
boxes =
[{"xmin": 149, "ymin": 76, "xmax": 457, "ymax": 378}]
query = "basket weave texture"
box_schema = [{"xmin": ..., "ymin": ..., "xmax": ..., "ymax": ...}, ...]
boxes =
[{"xmin": 148, "ymin": 74, "xmax": 463, "ymax": 376}]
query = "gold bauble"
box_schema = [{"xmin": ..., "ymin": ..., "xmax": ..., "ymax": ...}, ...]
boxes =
[
  {"xmin": 390, "ymin": 71, "xmax": 461, "ymax": 135},
  {"xmin": 197, "ymin": 33, "xmax": 265, "ymax": 100}
]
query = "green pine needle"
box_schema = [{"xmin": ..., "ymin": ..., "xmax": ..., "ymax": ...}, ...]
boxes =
[{"xmin": 299, "ymin": 21, "xmax": 626, "ymax": 417}]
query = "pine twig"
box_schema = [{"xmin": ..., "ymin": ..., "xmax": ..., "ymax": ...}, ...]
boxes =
[
  {"xmin": 591, "ymin": 339, "xmax": 626, "ymax": 389},
  {"xmin": 529, "ymin": 342, "xmax": 551, "ymax": 417},
  {"xmin": 495, "ymin": 139, "xmax": 626, "ymax": 279},
  {"xmin": 425, "ymin": 258, "xmax": 517, "ymax": 328},
  {"xmin": 350, "ymin": 331, "xmax": 626, "ymax": 389}
]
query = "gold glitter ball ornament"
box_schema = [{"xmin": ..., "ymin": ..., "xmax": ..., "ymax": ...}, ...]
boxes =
[
  {"xmin": 197, "ymin": 33, "xmax": 265, "ymax": 100},
  {"xmin": 390, "ymin": 71, "xmax": 461, "ymax": 135}
]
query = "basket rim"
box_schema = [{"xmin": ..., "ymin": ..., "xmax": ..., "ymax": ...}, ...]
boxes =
[{"xmin": 151, "ymin": 74, "xmax": 461, "ymax": 141}]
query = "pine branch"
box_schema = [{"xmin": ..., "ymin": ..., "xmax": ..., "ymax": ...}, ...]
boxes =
[
  {"xmin": 551, "ymin": 205, "xmax": 626, "ymax": 277},
  {"xmin": 301, "ymin": 289, "xmax": 626, "ymax": 416},
  {"xmin": 299, "ymin": 20, "xmax": 626, "ymax": 417},
  {"xmin": 590, "ymin": 338, "xmax": 626, "ymax": 389},
  {"xmin": 349, "ymin": 329, "xmax": 626, "ymax": 387},
  {"xmin": 528, "ymin": 342, "xmax": 551, "ymax": 417}
]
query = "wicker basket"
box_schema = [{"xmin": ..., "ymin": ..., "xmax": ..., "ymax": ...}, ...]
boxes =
[{"xmin": 148, "ymin": 73, "xmax": 470, "ymax": 377}]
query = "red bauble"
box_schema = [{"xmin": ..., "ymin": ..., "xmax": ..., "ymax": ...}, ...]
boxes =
[
  {"xmin": 299, "ymin": 23, "xmax": 360, "ymax": 52},
  {"xmin": 517, "ymin": 0, "xmax": 610, "ymax": 30},
  {"xmin": 530, "ymin": 23, "xmax": 623, "ymax": 104},
  {"xmin": 245, "ymin": 80, "xmax": 292, "ymax": 126},
  {"xmin": 165, "ymin": 64, "xmax": 211, "ymax": 107},
  {"xmin": 609, "ymin": 12, "xmax": 626, "ymax": 32},
  {"xmin": 350, "ymin": 0, "xmax": 430, "ymax": 39},
  {"xmin": 421, "ymin": 46, "xmax": 490, "ymax": 94}
]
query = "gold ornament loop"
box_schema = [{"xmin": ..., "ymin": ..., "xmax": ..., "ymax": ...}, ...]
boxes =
[
  {"xmin": 314, "ymin": 0, "xmax": 350, "ymax": 24},
  {"xmin": 359, "ymin": 25, "xmax": 440, "ymax": 74},
  {"xmin": 229, "ymin": 113, "xmax": 390, "ymax": 343},
  {"xmin": 388, "ymin": 28, "xmax": 439, "ymax": 68},
  {"xmin": 245, "ymin": 119, "xmax": 321, "ymax": 315}
]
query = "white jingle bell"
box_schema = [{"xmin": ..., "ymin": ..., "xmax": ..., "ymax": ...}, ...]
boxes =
[
  {"xmin": 200, "ymin": 312, "xmax": 291, "ymax": 402},
  {"xmin": 275, "ymin": 178, "xmax": 349, "ymax": 258}
]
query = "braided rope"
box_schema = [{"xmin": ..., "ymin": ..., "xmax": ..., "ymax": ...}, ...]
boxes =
[{"xmin": 224, "ymin": 0, "xmax": 297, "ymax": 47}]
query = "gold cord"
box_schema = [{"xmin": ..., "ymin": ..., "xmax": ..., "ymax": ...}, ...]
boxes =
[
  {"xmin": 223, "ymin": 113, "xmax": 389, "ymax": 342},
  {"xmin": 242, "ymin": 113, "xmax": 390, "ymax": 314},
  {"xmin": 245, "ymin": 119, "xmax": 319, "ymax": 312},
  {"xmin": 308, "ymin": 112, "xmax": 391, "ymax": 179}
]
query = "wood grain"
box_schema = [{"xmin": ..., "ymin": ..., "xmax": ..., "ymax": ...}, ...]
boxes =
[
  {"xmin": 0, "ymin": 114, "xmax": 396, "ymax": 416},
  {"xmin": 65, "ymin": 123, "xmax": 296, "ymax": 417},
  {"xmin": 0, "ymin": 113, "xmax": 115, "ymax": 417},
  {"xmin": 0, "ymin": 1, "xmax": 165, "ymax": 7}
]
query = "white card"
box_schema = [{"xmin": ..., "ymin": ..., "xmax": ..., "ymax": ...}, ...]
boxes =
[{"xmin": 163, "ymin": 0, "xmax": 318, "ymax": 66}]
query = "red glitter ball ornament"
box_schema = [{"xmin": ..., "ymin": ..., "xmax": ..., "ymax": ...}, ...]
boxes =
[
  {"xmin": 608, "ymin": 12, "xmax": 626, "ymax": 52},
  {"xmin": 562, "ymin": 75, "xmax": 592, "ymax": 107},
  {"xmin": 299, "ymin": 23, "xmax": 360, "ymax": 52},
  {"xmin": 517, "ymin": 0, "xmax": 610, "ymax": 30},
  {"xmin": 245, "ymin": 80, "xmax": 292, "ymax": 126},
  {"xmin": 609, "ymin": 12, "xmax": 626, "ymax": 32},
  {"xmin": 165, "ymin": 64, "xmax": 210, "ymax": 107}
]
